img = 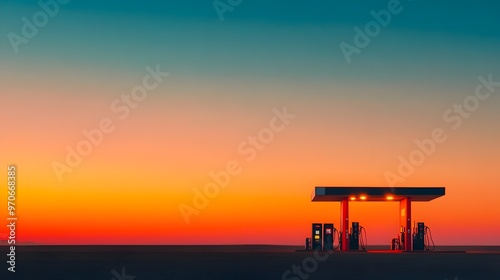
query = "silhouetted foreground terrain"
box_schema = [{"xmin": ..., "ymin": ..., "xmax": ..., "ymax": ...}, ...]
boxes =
[{"xmin": 2, "ymin": 245, "xmax": 500, "ymax": 279}]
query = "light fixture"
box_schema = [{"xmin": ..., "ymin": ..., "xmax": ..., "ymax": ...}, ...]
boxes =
[
  {"xmin": 350, "ymin": 196, "xmax": 356, "ymax": 201},
  {"xmin": 360, "ymin": 195, "xmax": 367, "ymax": 200},
  {"xmin": 386, "ymin": 195, "xmax": 394, "ymax": 200}
]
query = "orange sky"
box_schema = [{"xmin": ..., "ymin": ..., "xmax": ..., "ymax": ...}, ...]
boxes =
[{"xmin": 1, "ymin": 64, "xmax": 499, "ymax": 245}]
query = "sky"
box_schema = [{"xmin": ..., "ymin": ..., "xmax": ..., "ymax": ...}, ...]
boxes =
[{"xmin": 0, "ymin": 0, "xmax": 499, "ymax": 245}]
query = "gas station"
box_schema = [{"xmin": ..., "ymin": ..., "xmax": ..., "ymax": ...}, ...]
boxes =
[{"xmin": 307, "ymin": 186, "xmax": 445, "ymax": 252}]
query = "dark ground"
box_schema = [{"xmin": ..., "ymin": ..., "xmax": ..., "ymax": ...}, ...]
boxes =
[{"xmin": 2, "ymin": 245, "xmax": 500, "ymax": 280}]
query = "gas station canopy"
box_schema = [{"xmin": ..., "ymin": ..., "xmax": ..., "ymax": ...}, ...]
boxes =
[
  {"xmin": 310, "ymin": 186, "xmax": 445, "ymax": 251},
  {"xmin": 312, "ymin": 186, "xmax": 445, "ymax": 202}
]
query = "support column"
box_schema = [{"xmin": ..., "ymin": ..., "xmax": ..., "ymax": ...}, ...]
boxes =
[
  {"xmin": 340, "ymin": 199, "xmax": 349, "ymax": 251},
  {"xmin": 400, "ymin": 197, "xmax": 412, "ymax": 251}
]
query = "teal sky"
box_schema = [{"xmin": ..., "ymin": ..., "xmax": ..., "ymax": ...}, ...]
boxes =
[{"xmin": 1, "ymin": 0, "xmax": 499, "ymax": 85}]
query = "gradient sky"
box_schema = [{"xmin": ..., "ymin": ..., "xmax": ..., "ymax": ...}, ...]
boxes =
[{"xmin": 1, "ymin": 0, "xmax": 499, "ymax": 245}]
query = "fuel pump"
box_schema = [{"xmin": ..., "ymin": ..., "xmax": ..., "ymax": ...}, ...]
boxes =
[
  {"xmin": 349, "ymin": 222, "xmax": 359, "ymax": 250},
  {"xmin": 391, "ymin": 226, "xmax": 405, "ymax": 250},
  {"xmin": 412, "ymin": 222, "xmax": 435, "ymax": 251},
  {"xmin": 323, "ymin": 224, "xmax": 340, "ymax": 251},
  {"xmin": 349, "ymin": 222, "xmax": 367, "ymax": 251},
  {"xmin": 413, "ymin": 222, "xmax": 425, "ymax": 250},
  {"xmin": 312, "ymin": 223, "xmax": 323, "ymax": 250}
]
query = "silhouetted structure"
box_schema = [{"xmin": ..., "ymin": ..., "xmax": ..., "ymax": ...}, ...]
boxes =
[{"xmin": 311, "ymin": 186, "xmax": 445, "ymax": 251}]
